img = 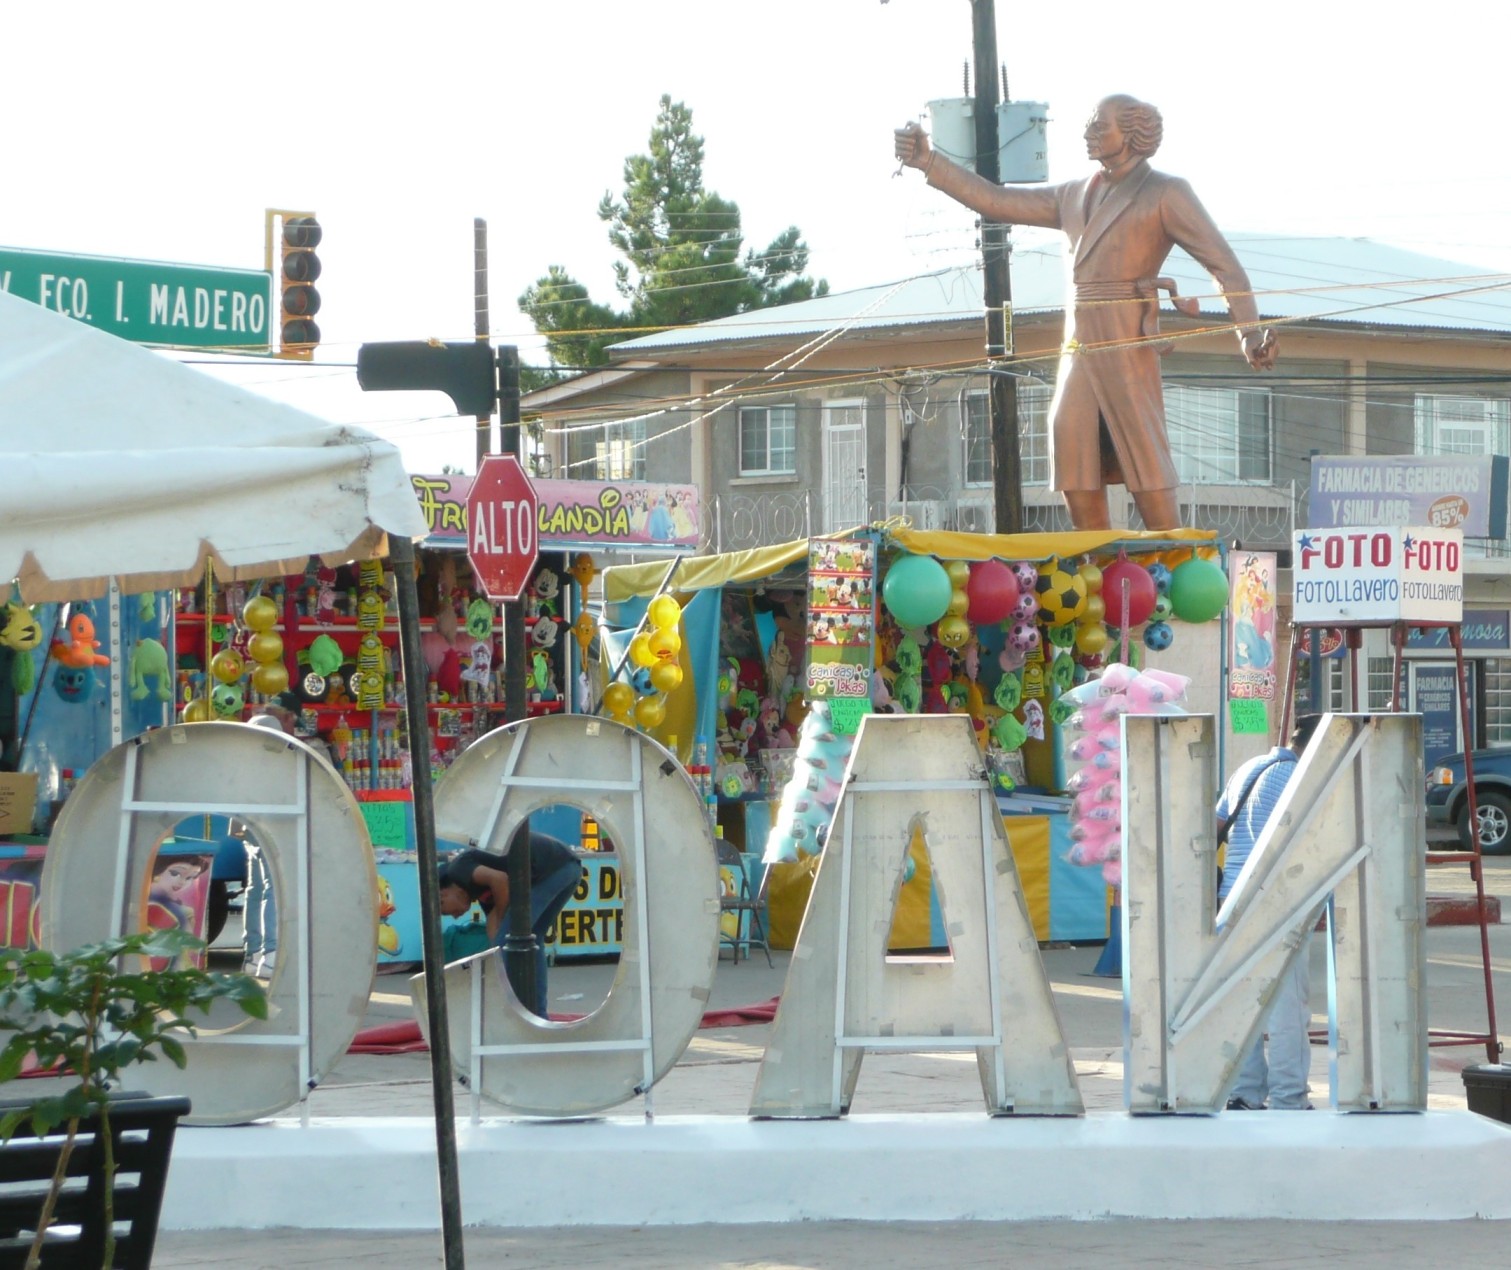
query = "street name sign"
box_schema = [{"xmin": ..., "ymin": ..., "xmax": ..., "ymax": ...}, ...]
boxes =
[{"xmin": 0, "ymin": 247, "xmax": 271, "ymax": 348}]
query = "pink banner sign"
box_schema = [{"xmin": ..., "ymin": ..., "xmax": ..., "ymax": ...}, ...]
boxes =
[{"xmin": 411, "ymin": 475, "xmax": 701, "ymax": 550}]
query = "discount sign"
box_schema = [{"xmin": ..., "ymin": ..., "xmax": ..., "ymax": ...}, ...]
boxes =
[
  {"xmin": 466, "ymin": 454, "xmax": 539, "ymax": 601},
  {"xmin": 1292, "ymin": 526, "xmax": 1463, "ymax": 626}
]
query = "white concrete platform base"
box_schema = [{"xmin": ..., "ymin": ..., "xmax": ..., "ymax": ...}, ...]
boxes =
[{"xmin": 162, "ymin": 1111, "xmax": 1511, "ymax": 1229}]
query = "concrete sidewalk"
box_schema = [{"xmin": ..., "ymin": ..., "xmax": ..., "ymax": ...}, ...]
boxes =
[
  {"xmin": 154, "ymin": 1216, "xmax": 1511, "ymax": 1268},
  {"xmin": 145, "ymin": 878, "xmax": 1511, "ymax": 1266}
]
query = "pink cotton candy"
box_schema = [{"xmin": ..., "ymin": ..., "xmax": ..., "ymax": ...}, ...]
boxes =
[
  {"xmin": 1099, "ymin": 662, "xmax": 1139, "ymax": 693},
  {"xmin": 1140, "ymin": 667, "xmax": 1191, "ymax": 700}
]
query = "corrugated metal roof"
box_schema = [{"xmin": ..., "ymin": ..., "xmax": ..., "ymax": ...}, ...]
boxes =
[{"xmin": 607, "ymin": 235, "xmax": 1511, "ymax": 358}]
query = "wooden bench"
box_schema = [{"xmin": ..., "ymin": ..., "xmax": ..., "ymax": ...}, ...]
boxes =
[{"xmin": 0, "ymin": 1092, "xmax": 189, "ymax": 1269}]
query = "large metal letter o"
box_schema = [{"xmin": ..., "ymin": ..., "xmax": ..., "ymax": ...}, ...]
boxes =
[
  {"xmin": 424, "ymin": 714, "xmax": 720, "ymax": 1116},
  {"xmin": 41, "ymin": 723, "xmax": 377, "ymax": 1125}
]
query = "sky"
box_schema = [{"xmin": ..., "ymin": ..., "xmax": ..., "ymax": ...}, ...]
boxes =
[{"xmin": 7, "ymin": 2, "xmax": 1510, "ymax": 475}]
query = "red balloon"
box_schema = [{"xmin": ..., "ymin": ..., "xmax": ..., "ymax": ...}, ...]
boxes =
[
  {"xmin": 965, "ymin": 559, "xmax": 1020, "ymax": 625},
  {"xmin": 1101, "ymin": 555, "xmax": 1157, "ymax": 628}
]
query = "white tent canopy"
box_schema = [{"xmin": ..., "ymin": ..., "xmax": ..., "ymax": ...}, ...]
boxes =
[{"xmin": 0, "ymin": 289, "xmax": 426, "ymax": 601}]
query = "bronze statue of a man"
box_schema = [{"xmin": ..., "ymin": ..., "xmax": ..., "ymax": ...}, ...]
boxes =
[{"xmin": 896, "ymin": 95, "xmax": 1277, "ymax": 532}]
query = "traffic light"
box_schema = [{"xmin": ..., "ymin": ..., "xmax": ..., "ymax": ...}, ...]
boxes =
[{"xmin": 269, "ymin": 210, "xmax": 321, "ymax": 359}]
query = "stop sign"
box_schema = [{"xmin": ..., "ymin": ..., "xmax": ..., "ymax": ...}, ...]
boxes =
[{"xmin": 466, "ymin": 454, "xmax": 540, "ymax": 601}]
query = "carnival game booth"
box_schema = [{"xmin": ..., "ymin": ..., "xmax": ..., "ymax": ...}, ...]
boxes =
[{"xmin": 601, "ymin": 524, "xmax": 1233, "ymax": 947}]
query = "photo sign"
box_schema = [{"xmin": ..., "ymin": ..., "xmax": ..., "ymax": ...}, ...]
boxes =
[{"xmin": 1292, "ymin": 526, "xmax": 1463, "ymax": 626}]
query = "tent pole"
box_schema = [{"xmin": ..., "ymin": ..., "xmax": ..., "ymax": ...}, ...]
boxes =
[{"xmin": 390, "ymin": 534, "xmax": 467, "ymax": 1269}]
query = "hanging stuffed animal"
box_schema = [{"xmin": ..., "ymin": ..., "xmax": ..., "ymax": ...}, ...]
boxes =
[
  {"xmin": 129, "ymin": 637, "xmax": 174, "ymax": 701},
  {"xmin": 0, "ymin": 602, "xmax": 42, "ymax": 653},
  {"xmin": 51, "ymin": 612, "xmax": 110, "ymax": 668}
]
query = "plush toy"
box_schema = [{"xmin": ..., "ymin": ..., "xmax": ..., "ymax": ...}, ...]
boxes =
[
  {"xmin": 461, "ymin": 638, "xmax": 493, "ymax": 687},
  {"xmin": 51, "ymin": 612, "xmax": 110, "ymax": 668},
  {"xmin": 315, "ymin": 567, "xmax": 339, "ymax": 624},
  {"xmin": 130, "ymin": 638, "xmax": 174, "ymax": 702},
  {"xmin": 530, "ymin": 616, "xmax": 558, "ymax": 650},
  {"xmin": 436, "ymin": 648, "xmax": 462, "ymax": 701},
  {"xmin": 53, "ymin": 663, "xmax": 95, "ymax": 702},
  {"xmin": 466, "ymin": 598, "xmax": 494, "ymax": 642},
  {"xmin": 0, "ymin": 602, "xmax": 42, "ymax": 652},
  {"xmin": 307, "ymin": 633, "xmax": 344, "ymax": 679},
  {"xmin": 528, "ymin": 568, "xmax": 560, "ymax": 619}
]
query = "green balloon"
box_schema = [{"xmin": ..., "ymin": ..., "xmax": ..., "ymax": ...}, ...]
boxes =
[
  {"xmin": 882, "ymin": 554, "xmax": 953, "ymax": 630},
  {"xmin": 1168, "ymin": 556, "xmax": 1230, "ymax": 623}
]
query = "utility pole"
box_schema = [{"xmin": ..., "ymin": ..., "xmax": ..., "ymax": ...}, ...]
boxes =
[
  {"xmin": 474, "ymin": 218, "xmax": 493, "ymax": 465},
  {"xmin": 971, "ymin": 0, "xmax": 1023, "ymax": 533}
]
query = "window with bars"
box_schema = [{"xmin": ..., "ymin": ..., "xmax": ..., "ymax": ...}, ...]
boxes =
[
  {"xmin": 739, "ymin": 405, "xmax": 796, "ymax": 475},
  {"xmin": 963, "ymin": 382, "xmax": 1051, "ymax": 487},
  {"xmin": 1484, "ymin": 659, "xmax": 1511, "ymax": 745},
  {"xmin": 1166, "ymin": 384, "xmax": 1273, "ymax": 484},
  {"xmin": 591, "ymin": 418, "xmax": 646, "ymax": 480},
  {"xmin": 1415, "ymin": 394, "xmax": 1511, "ymax": 456}
]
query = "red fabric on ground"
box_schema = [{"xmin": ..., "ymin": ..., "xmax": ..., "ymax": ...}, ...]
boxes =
[{"xmin": 346, "ymin": 996, "xmax": 782, "ymax": 1055}]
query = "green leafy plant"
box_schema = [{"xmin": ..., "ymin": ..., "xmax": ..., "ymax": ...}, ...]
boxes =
[{"xmin": 0, "ymin": 928, "xmax": 267, "ymax": 1268}]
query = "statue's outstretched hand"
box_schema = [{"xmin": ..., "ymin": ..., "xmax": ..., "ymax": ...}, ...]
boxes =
[
  {"xmin": 894, "ymin": 122, "xmax": 933, "ymax": 171},
  {"xmin": 1242, "ymin": 328, "xmax": 1278, "ymax": 371}
]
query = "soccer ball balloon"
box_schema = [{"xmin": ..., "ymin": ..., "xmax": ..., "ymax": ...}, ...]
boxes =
[
  {"xmin": 1143, "ymin": 620, "xmax": 1174, "ymax": 651},
  {"xmin": 1147, "ymin": 562, "xmax": 1173, "ymax": 593},
  {"xmin": 1008, "ymin": 621, "xmax": 1041, "ymax": 653},
  {"xmin": 1036, "ymin": 562, "xmax": 1088, "ymax": 624}
]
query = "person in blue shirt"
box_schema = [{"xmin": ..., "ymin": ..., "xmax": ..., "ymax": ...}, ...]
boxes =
[
  {"xmin": 437, "ymin": 833, "xmax": 582, "ymax": 1017},
  {"xmin": 1214, "ymin": 712, "xmax": 1324, "ymax": 1111}
]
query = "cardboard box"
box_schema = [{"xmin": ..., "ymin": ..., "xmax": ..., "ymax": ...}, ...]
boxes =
[{"xmin": 0, "ymin": 772, "xmax": 39, "ymax": 838}]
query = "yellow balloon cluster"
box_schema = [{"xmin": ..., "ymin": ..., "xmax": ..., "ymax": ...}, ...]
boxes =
[
  {"xmin": 1073, "ymin": 562, "xmax": 1108, "ymax": 656},
  {"xmin": 604, "ymin": 593, "xmax": 684, "ymax": 729},
  {"xmin": 244, "ymin": 593, "xmax": 289, "ymax": 696},
  {"xmin": 938, "ymin": 560, "xmax": 973, "ymax": 649}
]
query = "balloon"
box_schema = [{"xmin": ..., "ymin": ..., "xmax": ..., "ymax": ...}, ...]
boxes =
[
  {"xmin": 1011, "ymin": 561, "xmax": 1039, "ymax": 594},
  {"xmin": 181, "ymin": 696, "xmax": 211, "ymax": 723},
  {"xmin": 945, "ymin": 560, "xmax": 971, "ymax": 589},
  {"xmin": 1100, "ymin": 553, "xmax": 1157, "ymax": 628},
  {"xmin": 1078, "ymin": 562, "xmax": 1104, "ymax": 595},
  {"xmin": 243, "ymin": 595, "xmax": 279, "ymax": 631},
  {"xmin": 1011, "ymin": 591, "xmax": 1039, "ymax": 622},
  {"xmin": 1169, "ymin": 555, "xmax": 1230, "ymax": 623},
  {"xmin": 629, "ymin": 633, "xmax": 657, "ymax": 668},
  {"xmin": 629, "ymin": 667, "xmax": 654, "ymax": 695},
  {"xmin": 1081, "ymin": 593, "xmax": 1105, "ymax": 625},
  {"xmin": 248, "ymin": 630, "xmax": 284, "ymax": 665},
  {"xmin": 634, "ymin": 695, "xmax": 666, "ymax": 729},
  {"xmin": 649, "ymin": 661, "xmax": 684, "ymax": 693},
  {"xmin": 881, "ymin": 554, "xmax": 953, "ymax": 629},
  {"xmin": 1008, "ymin": 621, "xmax": 1040, "ymax": 653},
  {"xmin": 211, "ymin": 682, "xmax": 244, "ymax": 718},
  {"xmin": 1075, "ymin": 623, "xmax": 1109, "ymax": 656},
  {"xmin": 210, "ymin": 648, "xmax": 246, "ymax": 684},
  {"xmin": 648, "ymin": 594, "xmax": 682, "ymax": 631},
  {"xmin": 1151, "ymin": 593, "xmax": 1174, "ymax": 622},
  {"xmin": 647, "ymin": 628, "xmax": 682, "ymax": 661},
  {"xmin": 965, "ymin": 559, "xmax": 1020, "ymax": 625},
  {"xmin": 251, "ymin": 661, "xmax": 290, "ymax": 695},
  {"xmin": 1147, "ymin": 562, "xmax": 1173, "ymax": 593},
  {"xmin": 1143, "ymin": 620, "xmax": 1174, "ymax": 651},
  {"xmin": 937, "ymin": 615, "xmax": 971, "ymax": 648},
  {"xmin": 946, "ymin": 588, "xmax": 971, "ymax": 618},
  {"xmin": 602, "ymin": 682, "xmax": 634, "ymax": 719}
]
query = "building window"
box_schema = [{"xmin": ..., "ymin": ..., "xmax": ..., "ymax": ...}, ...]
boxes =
[
  {"xmin": 1165, "ymin": 385, "xmax": 1272, "ymax": 484},
  {"xmin": 593, "ymin": 418, "xmax": 645, "ymax": 480},
  {"xmin": 1415, "ymin": 394, "xmax": 1511, "ymax": 457},
  {"xmin": 963, "ymin": 382, "xmax": 1051, "ymax": 488},
  {"xmin": 739, "ymin": 405, "xmax": 796, "ymax": 475},
  {"xmin": 1484, "ymin": 659, "xmax": 1511, "ymax": 746}
]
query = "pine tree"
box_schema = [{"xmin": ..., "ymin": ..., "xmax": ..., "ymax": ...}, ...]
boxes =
[{"xmin": 521, "ymin": 96, "xmax": 827, "ymax": 374}]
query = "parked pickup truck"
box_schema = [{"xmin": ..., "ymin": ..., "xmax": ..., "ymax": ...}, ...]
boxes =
[{"xmin": 1426, "ymin": 748, "xmax": 1511, "ymax": 853}]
